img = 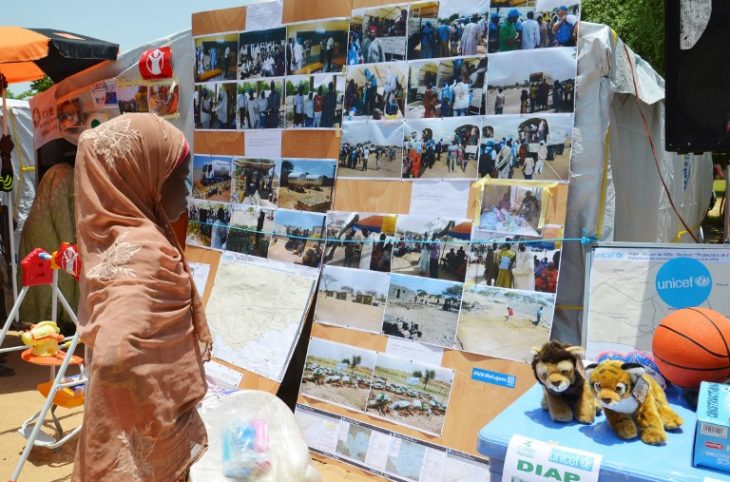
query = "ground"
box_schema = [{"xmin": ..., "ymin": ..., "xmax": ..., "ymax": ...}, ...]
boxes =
[
  {"xmin": 338, "ymin": 152, "xmax": 403, "ymax": 179},
  {"xmin": 391, "ymin": 246, "xmax": 465, "ymax": 282},
  {"xmin": 383, "ymin": 300, "xmax": 459, "ymax": 348},
  {"xmin": 301, "ymin": 378, "xmax": 371, "ymax": 412},
  {"xmin": 267, "ymin": 237, "xmax": 307, "ymax": 265},
  {"xmin": 278, "ymin": 185, "xmax": 333, "ymax": 212},
  {"xmin": 365, "ymin": 384, "xmax": 448, "ymax": 436},
  {"xmin": 485, "ymin": 86, "xmax": 572, "ymax": 115},
  {"xmin": 314, "ymin": 296, "xmax": 385, "ymax": 333},
  {"xmin": 192, "ymin": 169, "xmax": 232, "ymax": 202}
]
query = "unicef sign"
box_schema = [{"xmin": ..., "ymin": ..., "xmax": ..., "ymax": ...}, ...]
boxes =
[{"xmin": 655, "ymin": 257, "xmax": 712, "ymax": 309}]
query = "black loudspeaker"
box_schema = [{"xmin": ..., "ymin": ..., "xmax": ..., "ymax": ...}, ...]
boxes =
[{"xmin": 665, "ymin": 0, "xmax": 730, "ymax": 153}]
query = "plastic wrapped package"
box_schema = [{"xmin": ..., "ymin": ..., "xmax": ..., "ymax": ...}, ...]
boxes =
[{"xmin": 190, "ymin": 390, "xmax": 321, "ymax": 482}]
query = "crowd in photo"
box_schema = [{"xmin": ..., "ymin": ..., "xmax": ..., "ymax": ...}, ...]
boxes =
[
  {"xmin": 288, "ymin": 79, "xmax": 342, "ymax": 128},
  {"xmin": 408, "ymin": 58, "xmax": 485, "ymax": 118},
  {"xmin": 348, "ymin": 8, "xmax": 408, "ymax": 65},
  {"xmin": 339, "ymin": 143, "xmax": 398, "ymax": 172},
  {"xmin": 234, "ymin": 81, "xmax": 283, "ymax": 129},
  {"xmin": 492, "ymin": 79, "xmax": 574, "ymax": 115},
  {"xmin": 238, "ymin": 41, "xmax": 286, "ymax": 79},
  {"xmin": 408, "ymin": 14, "xmax": 488, "ymax": 59},
  {"xmin": 487, "ymin": 5, "xmax": 578, "ymax": 53},
  {"xmin": 403, "ymin": 125, "xmax": 479, "ymax": 178},
  {"xmin": 188, "ymin": 203, "xmax": 232, "ymax": 250},
  {"xmin": 345, "ymin": 67, "xmax": 406, "ymax": 119},
  {"xmin": 393, "ymin": 236, "xmax": 468, "ymax": 281},
  {"xmin": 286, "ymin": 23, "xmax": 348, "ymax": 75},
  {"xmin": 472, "ymin": 241, "xmax": 560, "ymax": 293},
  {"xmin": 479, "ymin": 119, "xmax": 554, "ymax": 179}
]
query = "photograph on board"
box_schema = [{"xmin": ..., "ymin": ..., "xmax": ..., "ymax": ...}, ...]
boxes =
[
  {"xmin": 367, "ymin": 353, "xmax": 454, "ymax": 435},
  {"xmin": 391, "ymin": 215, "xmax": 471, "ymax": 282},
  {"xmin": 194, "ymin": 33, "xmax": 238, "ymax": 83},
  {"xmin": 382, "ymin": 273, "xmax": 463, "ymax": 348},
  {"xmin": 339, "ymin": 121, "xmax": 404, "ymax": 179},
  {"xmin": 536, "ymin": 1, "xmax": 580, "ymax": 47},
  {"xmin": 348, "ymin": 4, "xmax": 408, "ymax": 65},
  {"xmin": 486, "ymin": 47, "xmax": 576, "ymax": 115},
  {"xmin": 226, "ymin": 205, "xmax": 275, "ymax": 259},
  {"xmin": 186, "ymin": 199, "xmax": 232, "ymax": 250},
  {"xmin": 457, "ymin": 284, "xmax": 555, "ymax": 362},
  {"xmin": 277, "ymin": 159, "xmax": 336, "ymax": 213},
  {"xmin": 316, "ymin": 265, "xmax": 389, "ymax": 333},
  {"xmin": 478, "ymin": 114, "xmax": 573, "ymax": 181},
  {"xmin": 403, "ymin": 117, "xmax": 480, "ymax": 179},
  {"xmin": 238, "ymin": 27, "xmax": 287, "ymax": 79},
  {"xmin": 488, "ymin": 2, "xmax": 580, "ymax": 53},
  {"xmin": 285, "ymin": 74, "xmax": 344, "ymax": 129},
  {"xmin": 117, "ymin": 85, "xmax": 149, "ymax": 114},
  {"xmin": 148, "ymin": 82, "xmax": 180, "ymax": 118},
  {"xmin": 268, "ymin": 209, "xmax": 325, "ymax": 268},
  {"xmin": 466, "ymin": 230, "xmax": 561, "ymax": 292},
  {"xmin": 231, "ymin": 158, "xmax": 280, "ymax": 207},
  {"xmin": 336, "ymin": 423, "xmax": 374, "ymax": 465},
  {"xmin": 406, "ymin": 56, "xmax": 486, "ymax": 118},
  {"xmin": 323, "ymin": 212, "xmax": 397, "ymax": 272},
  {"xmin": 287, "ymin": 19, "xmax": 349, "ymax": 75},
  {"xmin": 301, "ymin": 338, "xmax": 376, "ymax": 413},
  {"xmin": 344, "ymin": 62, "xmax": 407, "ymax": 120},
  {"xmin": 235, "ymin": 79, "xmax": 284, "ymax": 129},
  {"xmin": 479, "ymin": 183, "xmax": 544, "ymax": 236},
  {"xmin": 192, "ymin": 154, "xmax": 232, "ymax": 202},
  {"xmin": 194, "ymin": 82, "xmax": 237, "ymax": 129},
  {"xmin": 407, "ymin": 0, "xmax": 491, "ymax": 59}
]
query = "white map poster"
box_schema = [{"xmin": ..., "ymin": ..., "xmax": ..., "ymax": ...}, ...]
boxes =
[
  {"xmin": 585, "ymin": 245, "xmax": 730, "ymax": 358},
  {"xmin": 206, "ymin": 252, "xmax": 317, "ymax": 381}
]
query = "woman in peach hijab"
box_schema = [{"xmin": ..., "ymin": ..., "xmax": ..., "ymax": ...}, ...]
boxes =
[{"xmin": 72, "ymin": 113, "xmax": 211, "ymax": 481}]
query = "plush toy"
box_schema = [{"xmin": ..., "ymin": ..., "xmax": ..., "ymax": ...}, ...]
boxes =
[
  {"xmin": 531, "ymin": 341, "xmax": 599, "ymax": 424},
  {"xmin": 585, "ymin": 360, "xmax": 683, "ymax": 445}
]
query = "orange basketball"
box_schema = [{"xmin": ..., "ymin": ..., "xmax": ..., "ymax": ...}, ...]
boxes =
[{"xmin": 652, "ymin": 308, "xmax": 730, "ymax": 388}]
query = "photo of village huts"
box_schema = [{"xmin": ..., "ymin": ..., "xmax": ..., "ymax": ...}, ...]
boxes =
[
  {"xmin": 186, "ymin": 199, "xmax": 232, "ymax": 250},
  {"xmin": 366, "ymin": 353, "xmax": 454, "ymax": 435},
  {"xmin": 301, "ymin": 338, "xmax": 377, "ymax": 412},
  {"xmin": 382, "ymin": 273, "xmax": 463, "ymax": 347},
  {"xmin": 194, "ymin": 33, "xmax": 238, "ymax": 83},
  {"xmin": 284, "ymin": 74, "xmax": 344, "ymax": 128},
  {"xmin": 479, "ymin": 183, "xmax": 543, "ymax": 236},
  {"xmin": 339, "ymin": 121, "xmax": 404, "ymax": 179},
  {"xmin": 192, "ymin": 154, "xmax": 232, "ymax": 202},
  {"xmin": 315, "ymin": 265, "xmax": 389, "ymax": 333},
  {"xmin": 225, "ymin": 205, "xmax": 275, "ymax": 259},
  {"xmin": 287, "ymin": 19, "xmax": 349, "ymax": 74},
  {"xmin": 235, "ymin": 78, "xmax": 284, "ymax": 129},
  {"xmin": 323, "ymin": 212, "xmax": 397, "ymax": 272},
  {"xmin": 403, "ymin": 117, "xmax": 480, "ymax": 179},
  {"xmin": 277, "ymin": 159, "xmax": 336, "ymax": 213},
  {"xmin": 344, "ymin": 62, "xmax": 408, "ymax": 120},
  {"xmin": 349, "ymin": 4, "xmax": 408, "ymax": 64},
  {"xmin": 268, "ymin": 209, "xmax": 325, "ymax": 268}
]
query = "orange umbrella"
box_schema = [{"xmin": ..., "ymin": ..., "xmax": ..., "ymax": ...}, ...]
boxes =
[{"xmin": 448, "ymin": 221, "xmax": 473, "ymax": 239}]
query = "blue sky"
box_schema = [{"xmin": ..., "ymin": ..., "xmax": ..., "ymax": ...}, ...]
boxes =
[
  {"xmin": 274, "ymin": 209, "xmax": 324, "ymax": 230},
  {"xmin": 286, "ymin": 159, "xmax": 336, "ymax": 178},
  {"xmin": 390, "ymin": 273, "xmax": 462, "ymax": 296},
  {"xmin": 4, "ymin": 0, "xmax": 248, "ymax": 94}
]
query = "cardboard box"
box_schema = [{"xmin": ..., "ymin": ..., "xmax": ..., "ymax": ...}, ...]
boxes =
[{"xmin": 694, "ymin": 381, "xmax": 730, "ymax": 473}]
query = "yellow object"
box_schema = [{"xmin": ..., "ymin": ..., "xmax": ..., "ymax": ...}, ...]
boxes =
[{"xmin": 21, "ymin": 321, "xmax": 64, "ymax": 357}]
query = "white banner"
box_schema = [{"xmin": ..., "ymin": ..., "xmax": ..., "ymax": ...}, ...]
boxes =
[{"xmin": 502, "ymin": 434, "xmax": 602, "ymax": 482}]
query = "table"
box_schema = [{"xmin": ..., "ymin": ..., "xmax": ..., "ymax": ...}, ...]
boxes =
[{"xmin": 478, "ymin": 383, "xmax": 727, "ymax": 482}]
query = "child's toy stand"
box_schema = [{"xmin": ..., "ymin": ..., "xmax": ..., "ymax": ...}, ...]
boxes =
[{"xmin": 0, "ymin": 243, "xmax": 84, "ymax": 482}]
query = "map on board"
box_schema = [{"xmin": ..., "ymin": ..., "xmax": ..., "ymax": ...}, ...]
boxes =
[
  {"xmin": 585, "ymin": 246, "xmax": 730, "ymax": 358},
  {"xmin": 206, "ymin": 252, "xmax": 317, "ymax": 381}
]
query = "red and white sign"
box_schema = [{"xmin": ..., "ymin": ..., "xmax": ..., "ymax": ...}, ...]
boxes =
[{"xmin": 138, "ymin": 46, "xmax": 173, "ymax": 80}]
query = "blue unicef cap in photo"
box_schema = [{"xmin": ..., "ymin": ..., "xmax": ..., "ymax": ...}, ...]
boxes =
[{"xmin": 655, "ymin": 257, "xmax": 712, "ymax": 309}]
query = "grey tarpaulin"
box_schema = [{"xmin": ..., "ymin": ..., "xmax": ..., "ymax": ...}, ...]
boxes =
[{"xmin": 552, "ymin": 23, "xmax": 713, "ymax": 346}]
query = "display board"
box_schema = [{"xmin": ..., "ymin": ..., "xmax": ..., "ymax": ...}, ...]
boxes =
[
  {"xmin": 188, "ymin": 0, "xmax": 579, "ymax": 472},
  {"xmin": 584, "ymin": 243, "xmax": 730, "ymax": 359}
]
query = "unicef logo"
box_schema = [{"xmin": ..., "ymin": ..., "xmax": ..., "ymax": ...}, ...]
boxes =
[{"xmin": 656, "ymin": 257, "xmax": 712, "ymax": 309}]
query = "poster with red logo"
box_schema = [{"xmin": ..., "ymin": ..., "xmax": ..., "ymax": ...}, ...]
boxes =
[
  {"xmin": 138, "ymin": 46, "xmax": 173, "ymax": 80},
  {"xmin": 28, "ymin": 85, "xmax": 61, "ymax": 149}
]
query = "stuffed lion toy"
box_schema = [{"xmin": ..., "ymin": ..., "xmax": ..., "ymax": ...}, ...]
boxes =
[
  {"xmin": 585, "ymin": 360, "xmax": 683, "ymax": 445},
  {"xmin": 531, "ymin": 341, "xmax": 599, "ymax": 424}
]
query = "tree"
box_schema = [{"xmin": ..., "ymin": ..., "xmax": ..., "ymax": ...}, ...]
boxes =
[
  {"xmin": 321, "ymin": 273, "xmax": 335, "ymax": 291},
  {"xmin": 281, "ymin": 160, "xmax": 294, "ymax": 186},
  {"xmin": 349, "ymin": 355, "xmax": 361, "ymax": 374},
  {"xmin": 6, "ymin": 75, "xmax": 54, "ymax": 100},
  {"xmin": 421, "ymin": 369, "xmax": 436, "ymax": 390},
  {"xmin": 412, "ymin": 370, "xmax": 423, "ymax": 379},
  {"xmin": 341, "ymin": 285, "xmax": 354, "ymax": 294},
  {"xmin": 442, "ymin": 285, "xmax": 463, "ymax": 302}
]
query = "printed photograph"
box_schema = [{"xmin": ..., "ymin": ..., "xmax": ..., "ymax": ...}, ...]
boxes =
[
  {"xmin": 406, "ymin": 56, "xmax": 486, "ymax": 118},
  {"xmin": 287, "ymin": 19, "xmax": 349, "ymax": 74},
  {"xmin": 344, "ymin": 62, "xmax": 408, "ymax": 120},
  {"xmin": 225, "ymin": 205, "xmax": 275, "ymax": 258},
  {"xmin": 193, "ymin": 82, "xmax": 237, "ymax": 129},
  {"xmin": 316, "ymin": 265, "xmax": 389, "ymax": 333},
  {"xmin": 339, "ymin": 121, "xmax": 404, "ymax": 179},
  {"xmin": 285, "ymin": 74, "xmax": 344, "ymax": 128},
  {"xmin": 486, "ymin": 47, "xmax": 576, "ymax": 115},
  {"xmin": 117, "ymin": 85, "xmax": 149, "ymax": 114},
  {"xmin": 467, "ymin": 233, "xmax": 561, "ymax": 292},
  {"xmin": 235, "ymin": 79, "xmax": 284, "ymax": 129},
  {"xmin": 278, "ymin": 159, "xmax": 336, "ymax": 213},
  {"xmin": 407, "ymin": 0, "xmax": 491, "ymax": 59},
  {"xmin": 478, "ymin": 114, "xmax": 573, "ymax": 181},
  {"xmin": 56, "ymin": 98, "xmax": 87, "ymax": 134},
  {"xmin": 192, "ymin": 154, "xmax": 232, "ymax": 202},
  {"xmin": 336, "ymin": 423, "xmax": 373, "ymax": 464},
  {"xmin": 487, "ymin": 2, "xmax": 579, "ymax": 52},
  {"xmin": 323, "ymin": 212, "xmax": 397, "ymax": 272},
  {"xmin": 367, "ymin": 353, "xmax": 454, "ymax": 435},
  {"xmin": 231, "ymin": 158, "xmax": 280, "ymax": 207},
  {"xmin": 349, "ymin": 4, "xmax": 408, "ymax": 64},
  {"xmin": 238, "ymin": 27, "xmax": 287, "ymax": 79},
  {"xmin": 194, "ymin": 33, "xmax": 238, "ymax": 82},
  {"xmin": 391, "ymin": 215, "xmax": 471, "ymax": 282},
  {"xmin": 268, "ymin": 209, "xmax": 325, "ymax": 268},
  {"xmin": 403, "ymin": 117, "xmax": 480, "ymax": 179},
  {"xmin": 479, "ymin": 183, "xmax": 543, "ymax": 236},
  {"xmin": 301, "ymin": 338, "xmax": 376, "ymax": 412},
  {"xmin": 147, "ymin": 82, "xmax": 180, "ymax": 117},
  {"xmin": 536, "ymin": 1, "xmax": 580, "ymax": 48},
  {"xmin": 186, "ymin": 199, "xmax": 232, "ymax": 250},
  {"xmin": 382, "ymin": 273, "xmax": 463, "ymax": 348},
  {"xmin": 457, "ymin": 285, "xmax": 555, "ymax": 361}
]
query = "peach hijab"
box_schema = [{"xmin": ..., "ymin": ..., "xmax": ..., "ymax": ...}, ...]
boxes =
[{"xmin": 72, "ymin": 114, "xmax": 211, "ymax": 481}]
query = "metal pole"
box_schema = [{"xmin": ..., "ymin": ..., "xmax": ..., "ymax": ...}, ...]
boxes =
[
  {"xmin": 51, "ymin": 270, "xmax": 58, "ymax": 323},
  {"xmin": 0, "ymin": 285, "xmax": 28, "ymax": 349},
  {"xmin": 7, "ymin": 191, "xmax": 17, "ymax": 311}
]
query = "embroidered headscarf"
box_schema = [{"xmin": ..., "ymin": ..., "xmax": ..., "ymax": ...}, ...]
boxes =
[{"xmin": 72, "ymin": 113, "xmax": 210, "ymax": 481}]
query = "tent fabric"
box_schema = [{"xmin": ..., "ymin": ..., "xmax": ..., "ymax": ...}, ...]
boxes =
[{"xmin": 0, "ymin": 98, "xmax": 36, "ymax": 234}]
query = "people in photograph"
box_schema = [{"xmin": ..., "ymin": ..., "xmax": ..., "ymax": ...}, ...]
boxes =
[
  {"xmin": 424, "ymin": 83, "xmax": 438, "ymax": 118},
  {"xmin": 518, "ymin": 191, "xmax": 541, "ymax": 225},
  {"xmin": 496, "ymin": 142, "xmax": 513, "ymax": 179},
  {"xmin": 520, "ymin": 90, "xmax": 529, "ymax": 114},
  {"xmin": 499, "ymin": 10, "xmax": 521, "ymax": 52},
  {"xmin": 322, "ymin": 81, "xmax": 337, "ymax": 128},
  {"xmin": 488, "ymin": 13, "xmax": 501, "ymax": 53},
  {"xmin": 522, "ymin": 152, "xmax": 535, "ymax": 180},
  {"xmin": 211, "ymin": 207, "xmax": 229, "ymax": 249},
  {"xmin": 538, "ymin": 16, "xmax": 549, "ymax": 48},
  {"xmin": 304, "ymin": 39, "xmax": 312, "ymax": 66},
  {"xmin": 534, "ymin": 306, "xmax": 543, "ymax": 326},
  {"xmin": 305, "ymin": 92, "xmax": 315, "ymax": 127},
  {"xmin": 363, "ymin": 68, "xmax": 378, "ymax": 116},
  {"xmin": 420, "ymin": 21, "xmax": 436, "ymax": 59},
  {"xmin": 522, "ymin": 12, "xmax": 540, "ymax": 49},
  {"xmin": 513, "ymin": 243, "xmax": 536, "ymax": 291},
  {"xmin": 313, "ymin": 86, "xmax": 324, "ymax": 127},
  {"xmin": 483, "ymin": 242, "xmax": 498, "ymax": 285},
  {"xmin": 266, "ymin": 80, "xmax": 281, "ymax": 128},
  {"xmin": 364, "ymin": 27, "xmax": 385, "ymax": 64},
  {"xmin": 344, "ymin": 229, "xmax": 357, "ymax": 267},
  {"xmin": 437, "ymin": 20, "xmax": 451, "ymax": 57},
  {"xmin": 460, "ymin": 15, "xmax": 481, "ymax": 56},
  {"xmin": 293, "ymin": 87, "xmax": 304, "ymax": 127},
  {"xmin": 258, "ymin": 91, "xmax": 268, "ymax": 128},
  {"xmin": 348, "ymin": 33, "xmax": 360, "ymax": 65},
  {"xmin": 223, "ymin": 44, "xmax": 232, "ymax": 78},
  {"xmin": 495, "ymin": 243, "xmax": 516, "ymax": 288},
  {"xmin": 429, "ymin": 237, "xmax": 440, "ymax": 278},
  {"xmin": 246, "ymin": 90, "xmax": 258, "ymax": 129},
  {"xmin": 536, "ymin": 140, "xmax": 547, "ymax": 175},
  {"xmin": 200, "ymin": 90, "xmax": 212, "ymax": 129},
  {"xmin": 439, "ymin": 80, "xmax": 453, "ymax": 118},
  {"xmin": 359, "ymin": 230, "xmax": 373, "ymax": 270},
  {"xmin": 216, "ymin": 86, "xmax": 229, "ymax": 129},
  {"xmin": 453, "ymin": 75, "xmax": 470, "ymax": 117},
  {"xmin": 552, "ymin": 5, "xmax": 578, "ymax": 47},
  {"xmin": 326, "ymin": 35, "xmax": 335, "ymax": 72},
  {"xmin": 293, "ymin": 37, "xmax": 304, "ymax": 71},
  {"xmin": 504, "ymin": 306, "xmax": 514, "ymax": 321},
  {"xmin": 417, "ymin": 238, "xmax": 430, "ymax": 275},
  {"xmin": 494, "ymin": 87, "xmax": 506, "ymax": 115}
]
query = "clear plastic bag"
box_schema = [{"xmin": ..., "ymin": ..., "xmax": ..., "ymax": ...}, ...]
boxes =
[{"xmin": 222, "ymin": 420, "xmax": 270, "ymax": 479}]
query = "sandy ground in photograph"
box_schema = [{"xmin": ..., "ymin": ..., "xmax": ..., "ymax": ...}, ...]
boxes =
[
  {"xmin": 301, "ymin": 379, "xmax": 370, "ymax": 412},
  {"xmin": 267, "ymin": 237, "xmax": 305, "ymax": 264},
  {"xmin": 411, "ymin": 154, "xmax": 478, "ymax": 180},
  {"xmin": 315, "ymin": 296, "xmax": 385, "ymax": 333},
  {"xmin": 365, "ymin": 389, "xmax": 445, "ymax": 435},
  {"xmin": 278, "ymin": 187, "xmax": 333, "ymax": 212},
  {"xmin": 510, "ymin": 148, "xmax": 571, "ymax": 181},
  {"xmin": 338, "ymin": 153, "xmax": 402, "ymax": 179},
  {"xmin": 391, "ymin": 251, "xmax": 463, "ymax": 282},
  {"xmin": 383, "ymin": 301, "xmax": 459, "ymax": 347},
  {"xmin": 457, "ymin": 306, "xmax": 550, "ymax": 362},
  {"xmin": 192, "ymin": 168, "xmax": 232, "ymax": 202},
  {"xmin": 485, "ymin": 87, "xmax": 572, "ymax": 115}
]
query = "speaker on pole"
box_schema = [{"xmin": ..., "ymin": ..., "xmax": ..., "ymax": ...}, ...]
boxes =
[{"xmin": 665, "ymin": 0, "xmax": 730, "ymax": 153}]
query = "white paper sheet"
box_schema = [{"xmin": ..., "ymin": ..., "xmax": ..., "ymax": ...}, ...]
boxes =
[
  {"xmin": 204, "ymin": 360, "xmax": 243, "ymax": 389},
  {"xmin": 189, "ymin": 262, "xmax": 211, "ymax": 295},
  {"xmin": 363, "ymin": 430, "xmax": 391, "ymax": 472},
  {"xmin": 502, "ymin": 434, "xmax": 602, "ymax": 482},
  {"xmin": 419, "ymin": 448, "xmax": 447, "ymax": 482},
  {"xmin": 385, "ymin": 337, "xmax": 444, "ymax": 367},
  {"xmin": 245, "ymin": 1, "xmax": 283, "ymax": 31},
  {"xmin": 245, "ymin": 129, "xmax": 282, "ymax": 158},
  {"xmin": 410, "ymin": 180, "xmax": 471, "ymax": 219}
]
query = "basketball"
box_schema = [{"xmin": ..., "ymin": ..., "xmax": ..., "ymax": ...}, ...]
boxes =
[{"xmin": 652, "ymin": 308, "xmax": 730, "ymax": 388}]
